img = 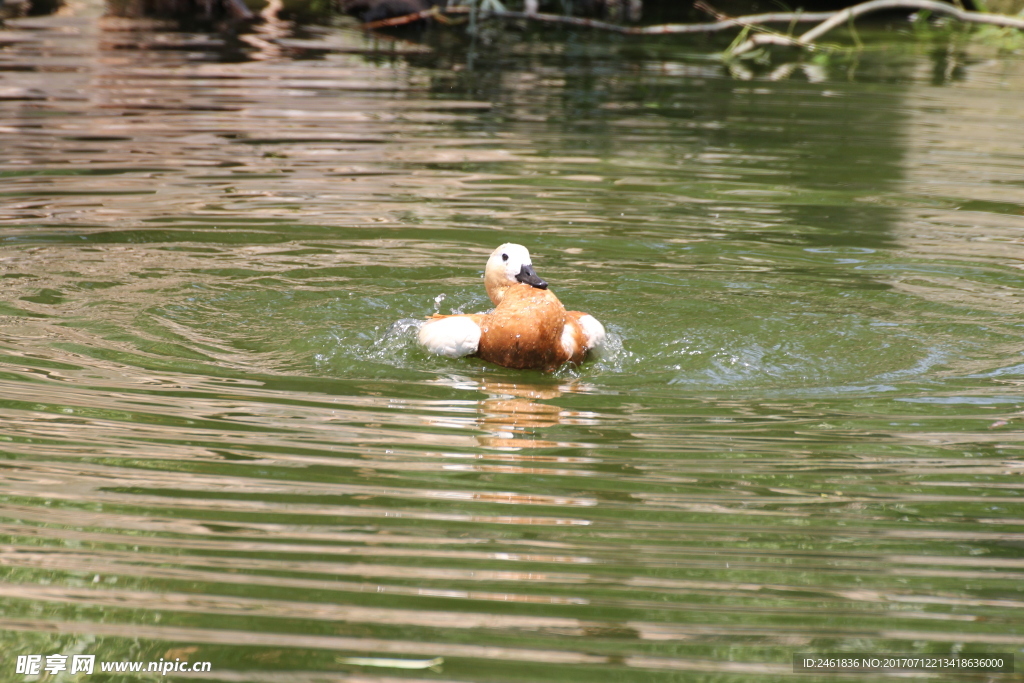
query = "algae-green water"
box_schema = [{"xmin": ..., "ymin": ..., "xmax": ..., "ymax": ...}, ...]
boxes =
[{"xmin": 1, "ymin": 5, "xmax": 1023, "ymax": 682}]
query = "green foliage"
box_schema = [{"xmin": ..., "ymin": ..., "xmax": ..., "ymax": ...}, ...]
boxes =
[
  {"xmin": 278, "ymin": 0, "xmax": 338, "ymax": 23},
  {"xmin": 972, "ymin": 21, "xmax": 1024, "ymax": 51}
]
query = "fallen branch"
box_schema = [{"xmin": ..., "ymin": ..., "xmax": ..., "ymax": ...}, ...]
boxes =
[
  {"xmin": 474, "ymin": 10, "xmax": 640, "ymax": 33},
  {"xmin": 362, "ymin": 6, "xmax": 443, "ymax": 29},
  {"xmin": 362, "ymin": 7, "xmax": 838, "ymax": 34},
  {"xmin": 730, "ymin": 0, "xmax": 1024, "ymax": 55},
  {"xmin": 360, "ymin": 0, "xmax": 1024, "ymax": 56},
  {"xmin": 633, "ymin": 11, "xmax": 838, "ymax": 34}
]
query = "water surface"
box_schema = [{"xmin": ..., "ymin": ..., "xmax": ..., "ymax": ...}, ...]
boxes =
[{"xmin": 1, "ymin": 4, "xmax": 1024, "ymax": 681}]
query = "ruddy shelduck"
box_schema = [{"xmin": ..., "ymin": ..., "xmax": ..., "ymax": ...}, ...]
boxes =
[{"xmin": 418, "ymin": 244, "xmax": 606, "ymax": 371}]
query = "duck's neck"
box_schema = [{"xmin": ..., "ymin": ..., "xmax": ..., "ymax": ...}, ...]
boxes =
[
  {"xmin": 489, "ymin": 282, "xmax": 548, "ymax": 307},
  {"xmin": 485, "ymin": 271, "xmax": 510, "ymax": 305},
  {"xmin": 487, "ymin": 285, "xmax": 508, "ymax": 306}
]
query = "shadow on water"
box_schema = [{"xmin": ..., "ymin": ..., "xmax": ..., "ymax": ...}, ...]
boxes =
[{"xmin": 1, "ymin": 1, "xmax": 1024, "ymax": 681}]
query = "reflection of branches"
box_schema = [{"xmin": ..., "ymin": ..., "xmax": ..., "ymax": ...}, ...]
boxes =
[
  {"xmin": 240, "ymin": 0, "xmax": 289, "ymax": 58},
  {"xmin": 361, "ymin": 0, "xmax": 1024, "ymax": 56}
]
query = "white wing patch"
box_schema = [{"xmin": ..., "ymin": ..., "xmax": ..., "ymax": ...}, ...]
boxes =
[
  {"xmin": 560, "ymin": 323, "xmax": 576, "ymax": 358},
  {"xmin": 418, "ymin": 316, "xmax": 481, "ymax": 358},
  {"xmin": 577, "ymin": 314, "xmax": 606, "ymax": 350}
]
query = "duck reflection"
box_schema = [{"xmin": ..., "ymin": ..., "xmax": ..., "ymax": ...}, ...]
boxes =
[{"xmin": 427, "ymin": 376, "xmax": 600, "ymax": 451}]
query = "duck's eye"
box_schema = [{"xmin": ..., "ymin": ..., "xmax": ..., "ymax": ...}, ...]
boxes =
[{"xmin": 501, "ymin": 253, "xmax": 508, "ymax": 262}]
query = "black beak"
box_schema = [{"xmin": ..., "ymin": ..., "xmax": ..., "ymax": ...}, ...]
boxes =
[{"xmin": 515, "ymin": 263, "xmax": 548, "ymax": 290}]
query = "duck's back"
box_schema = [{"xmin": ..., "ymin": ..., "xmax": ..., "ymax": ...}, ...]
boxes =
[{"xmin": 477, "ymin": 286, "xmax": 567, "ymax": 370}]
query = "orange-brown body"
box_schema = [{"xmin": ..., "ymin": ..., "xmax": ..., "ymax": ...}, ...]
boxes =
[
  {"xmin": 418, "ymin": 243, "xmax": 605, "ymax": 371},
  {"xmin": 430, "ymin": 285, "xmax": 593, "ymax": 371}
]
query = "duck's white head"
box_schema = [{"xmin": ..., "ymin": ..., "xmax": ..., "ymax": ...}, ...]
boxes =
[{"xmin": 484, "ymin": 243, "xmax": 548, "ymax": 305}]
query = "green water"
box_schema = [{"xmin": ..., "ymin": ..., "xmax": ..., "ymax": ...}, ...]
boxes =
[{"xmin": 1, "ymin": 5, "xmax": 1023, "ymax": 682}]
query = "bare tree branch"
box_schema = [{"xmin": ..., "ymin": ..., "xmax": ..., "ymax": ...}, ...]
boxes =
[
  {"xmin": 730, "ymin": 0, "xmax": 1024, "ymax": 55},
  {"xmin": 633, "ymin": 11, "xmax": 838, "ymax": 34},
  {"xmin": 476, "ymin": 10, "xmax": 636, "ymax": 32},
  {"xmin": 359, "ymin": 0, "xmax": 1024, "ymax": 58},
  {"xmin": 362, "ymin": 6, "xmax": 837, "ymax": 34},
  {"xmin": 804, "ymin": 0, "xmax": 1024, "ymax": 41},
  {"xmin": 362, "ymin": 7, "xmax": 442, "ymax": 29}
]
